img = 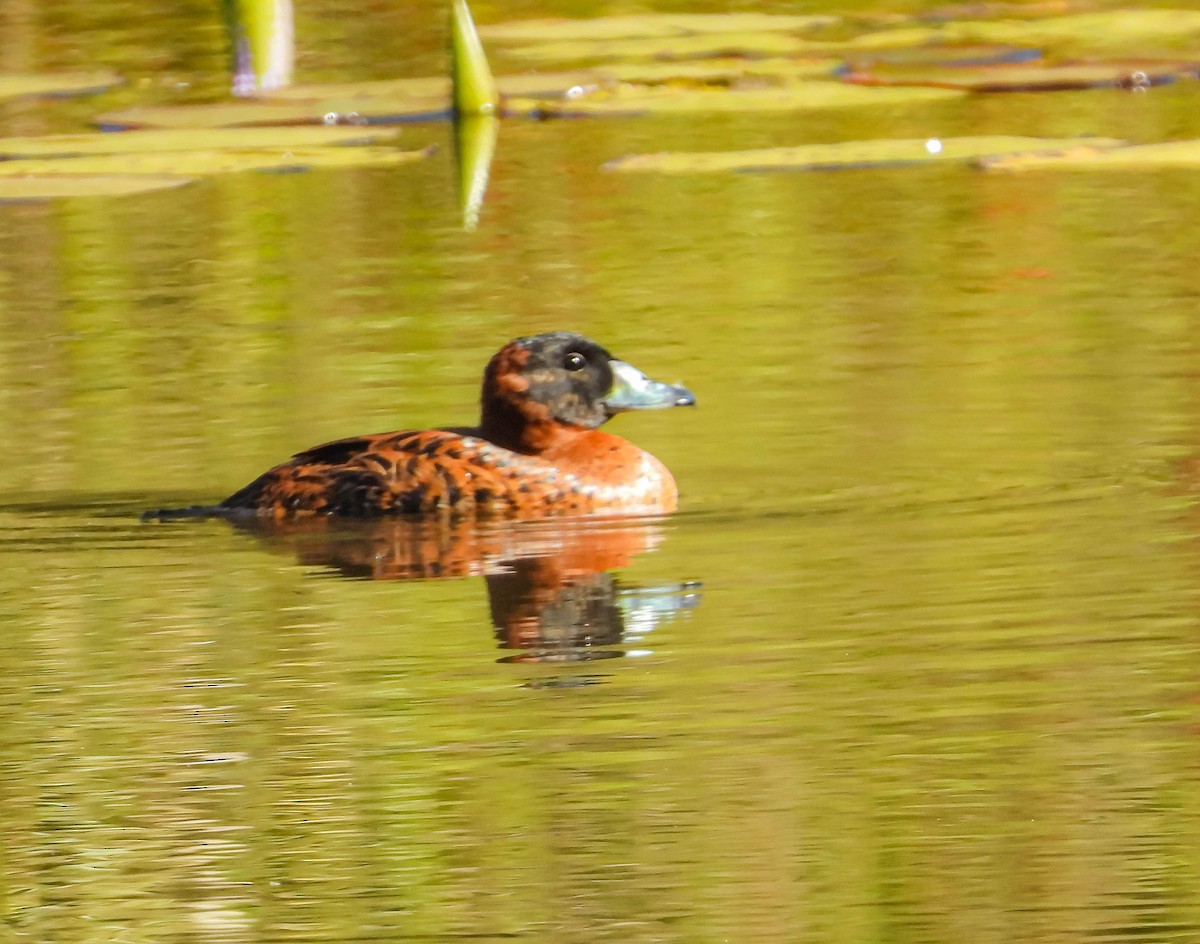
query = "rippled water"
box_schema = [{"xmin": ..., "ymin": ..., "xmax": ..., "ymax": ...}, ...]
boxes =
[{"xmin": 7, "ymin": 3, "xmax": 1200, "ymax": 943}]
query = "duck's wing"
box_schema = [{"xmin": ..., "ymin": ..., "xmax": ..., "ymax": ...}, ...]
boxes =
[{"xmin": 219, "ymin": 429, "xmax": 514, "ymax": 517}]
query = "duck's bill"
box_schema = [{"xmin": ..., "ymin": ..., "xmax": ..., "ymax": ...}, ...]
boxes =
[{"xmin": 603, "ymin": 360, "xmax": 696, "ymax": 413}]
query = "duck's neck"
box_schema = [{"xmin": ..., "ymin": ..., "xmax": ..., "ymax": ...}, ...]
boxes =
[{"xmin": 478, "ymin": 397, "xmax": 588, "ymax": 456}]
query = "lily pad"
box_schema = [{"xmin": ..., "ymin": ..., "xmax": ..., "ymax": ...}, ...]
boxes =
[
  {"xmin": 0, "ymin": 70, "xmax": 122, "ymax": 102},
  {"xmin": 508, "ymin": 81, "xmax": 964, "ymax": 117},
  {"xmin": 499, "ymin": 31, "xmax": 820, "ymax": 64},
  {"xmin": 0, "ymin": 126, "xmax": 403, "ymax": 159},
  {"xmin": 830, "ymin": 26, "xmax": 960, "ymax": 52},
  {"xmin": 0, "ymin": 146, "xmax": 431, "ymax": 178},
  {"xmin": 979, "ymin": 139, "xmax": 1200, "ymax": 171},
  {"xmin": 844, "ymin": 43, "xmax": 1042, "ymax": 69},
  {"xmin": 604, "ymin": 135, "xmax": 1128, "ymax": 173},
  {"xmin": 605, "ymin": 58, "xmax": 839, "ymax": 86},
  {"xmin": 479, "ymin": 14, "xmax": 838, "ymax": 43},
  {"xmin": 96, "ymin": 99, "xmax": 447, "ymax": 130},
  {"xmin": 0, "ymin": 175, "xmax": 193, "ymax": 202},
  {"xmin": 843, "ymin": 59, "xmax": 1200, "ymax": 91},
  {"xmin": 931, "ymin": 10, "xmax": 1200, "ymax": 57},
  {"xmin": 265, "ymin": 71, "xmax": 610, "ymax": 102}
]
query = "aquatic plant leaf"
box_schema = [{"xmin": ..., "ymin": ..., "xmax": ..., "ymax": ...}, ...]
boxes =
[
  {"xmin": 0, "ymin": 126, "xmax": 402, "ymax": 159},
  {"xmin": 508, "ymin": 82, "xmax": 963, "ymax": 117},
  {"xmin": 97, "ymin": 102, "xmax": 336, "ymax": 129},
  {"xmin": 928, "ymin": 10, "xmax": 1200, "ymax": 57},
  {"xmin": 0, "ymin": 70, "xmax": 123, "ymax": 101},
  {"xmin": 846, "ymin": 43, "xmax": 1041, "ymax": 67},
  {"xmin": 844, "ymin": 59, "xmax": 1200, "ymax": 91},
  {"xmin": 979, "ymin": 139, "xmax": 1200, "ymax": 171},
  {"xmin": 265, "ymin": 71, "xmax": 609, "ymax": 102},
  {"xmin": 451, "ymin": 0, "xmax": 499, "ymax": 115},
  {"xmin": 0, "ymin": 146, "xmax": 430, "ymax": 177},
  {"xmin": 498, "ymin": 30, "xmax": 818, "ymax": 64},
  {"xmin": 96, "ymin": 99, "xmax": 447, "ymax": 129},
  {"xmin": 832, "ymin": 26, "xmax": 956, "ymax": 51},
  {"xmin": 0, "ymin": 175, "xmax": 193, "ymax": 202},
  {"xmin": 605, "ymin": 135, "xmax": 1128, "ymax": 173},
  {"xmin": 606, "ymin": 58, "xmax": 839, "ymax": 86},
  {"xmin": 479, "ymin": 14, "xmax": 837, "ymax": 43}
]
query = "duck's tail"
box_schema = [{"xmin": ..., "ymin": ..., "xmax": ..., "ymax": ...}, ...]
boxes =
[{"xmin": 139, "ymin": 505, "xmax": 230, "ymax": 522}]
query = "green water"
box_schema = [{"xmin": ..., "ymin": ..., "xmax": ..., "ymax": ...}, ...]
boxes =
[{"xmin": 7, "ymin": 3, "xmax": 1200, "ymax": 943}]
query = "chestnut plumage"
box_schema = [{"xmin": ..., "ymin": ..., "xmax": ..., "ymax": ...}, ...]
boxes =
[{"xmin": 218, "ymin": 332, "xmax": 695, "ymax": 518}]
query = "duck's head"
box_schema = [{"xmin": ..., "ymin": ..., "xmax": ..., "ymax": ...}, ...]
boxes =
[{"xmin": 478, "ymin": 332, "xmax": 695, "ymax": 453}]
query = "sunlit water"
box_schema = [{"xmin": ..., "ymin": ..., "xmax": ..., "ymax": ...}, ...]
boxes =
[{"xmin": 7, "ymin": 4, "xmax": 1200, "ymax": 943}]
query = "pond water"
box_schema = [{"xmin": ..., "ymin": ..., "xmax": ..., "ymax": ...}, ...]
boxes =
[{"xmin": 7, "ymin": 3, "xmax": 1200, "ymax": 943}]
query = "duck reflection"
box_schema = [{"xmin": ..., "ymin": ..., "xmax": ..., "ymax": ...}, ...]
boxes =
[{"xmin": 230, "ymin": 515, "xmax": 700, "ymax": 665}]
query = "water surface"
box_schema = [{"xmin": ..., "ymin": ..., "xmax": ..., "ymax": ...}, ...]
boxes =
[{"xmin": 5, "ymin": 4, "xmax": 1200, "ymax": 943}]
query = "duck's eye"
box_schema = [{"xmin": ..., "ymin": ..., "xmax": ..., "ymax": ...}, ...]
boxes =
[{"xmin": 564, "ymin": 352, "xmax": 587, "ymax": 371}]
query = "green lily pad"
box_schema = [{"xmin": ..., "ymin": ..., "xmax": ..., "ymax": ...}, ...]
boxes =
[
  {"xmin": 479, "ymin": 14, "xmax": 837, "ymax": 43},
  {"xmin": 0, "ymin": 175, "xmax": 193, "ymax": 202},
  {"xmin": 843, "ymin": 59, "xmax": 1200, "ymax": 91},
  {"xmin": 831, "ymin": 26, "xmax": 956, "ymax": 52},
  {"xmin": 265, "ymin": 71, "xmax": 610, "ymax": 102},
  {"xmin": 604, "ymin": 135, "xmax": 1128, "ymax": 173},
  {"xmin": 508, "ymin": 81, "xmax": 964, "ymax": 117},
  {"xmin": 979, "ymin": 139, "xmax": 1200, "ymax": 171},
  {"xmin": 605, "ymin": 57, "xmax": 839, "ymax": 86},
  {"xmin": 930, "ymin": 10, "xmax": 1200, "ymax": 57},
  {"xmin": 844, "ymin": 43, "xmax": 1041, "ymax": 69},
  {"xmin": 0, "ymin": 70, "xmax": 122, "ymax": 102},
  {"xmin": 98, "ymin": 102, "xmax": 345, "ymax": 130},
  {"xmin": 499, "ymin": 30, "xmax": 820, "ymax": 64},
  {"xmin": 0, "ymin": 146, "xmax": 431, "ymax": 178},
  {"xmin": 0, "ymin": 126, "xmax": 403, "ymax": 159}
]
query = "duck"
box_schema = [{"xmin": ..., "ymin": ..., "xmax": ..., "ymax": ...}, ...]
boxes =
[{"xmin": 218, "ymin": 332, "xmax": 695, "ymax": 518}]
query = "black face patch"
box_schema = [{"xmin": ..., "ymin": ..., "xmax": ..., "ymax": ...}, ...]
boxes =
[{"xmin": 513, "ymin": 333, "xmax": 616, "ymax": 428}]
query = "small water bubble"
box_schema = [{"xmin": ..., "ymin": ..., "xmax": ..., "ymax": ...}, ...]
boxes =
[
  {"xmin": 565, "ymin": 85, "xmax": 586, "ymax": 99},
  {"xmin": 1121, "ymin": 70, "xmax": 1151, "ymax": 93},
  {"xmin": 925, "ymin": 138, "xmax": 943, "ymax": 155},
  {"xmin": 323, "ymin": 112, "xmax": 340, "ymax": 125}
]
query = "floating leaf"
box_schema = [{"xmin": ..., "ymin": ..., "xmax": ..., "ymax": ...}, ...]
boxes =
[
  {"xmin": 508, "ymin": 81, "xmax": 963, "ymax": 117},
  {"xmin": 0, "ymin": 146, "xmax": 431, "ymax": 178},
  {"xmin": 265, "ymin": 71, "xmax": 609, "ymax": 102},
  {"xmin": 605, "ymin": 58, "xmax": 839, "ymax": 86},
  {"xmin": 980, "ymin": 139, "xmax": 1200, "ymax": 171},
  {"xmin": 845, "ymin": 43, "xmax": 1042, "ymax": 69},
  {"xmin": 96, "ymin": 99, "xmax": 447, "ymax": 129},
  {"xmin": 480, "ymin": 14, "xmax": 837, "ymax": 43},
  {"xmin": 930, "ymin": 10, "xmax": 1200, "ymax": 57},
  {"xmin": 825, "ymin": 25, "xmax": 957, "ymax": 52},
  {"xmin": 500, "ymin": 31, "xmax": 819, "ymax": 64},
  {"xmin": 0, "ymin": 175, "xmax": 193, "ymax": 202},
  {"xmin": 844, "ymin": 58, "xmax": 1200, "ymax": 91},
  {"xmin": 0, "ymin": 126, "xmax": 402, "ymax": 159},
  {"xmin": 605, "ymin": 135, "xmax": 1127, "ymax": 173},
  {"xmin": 0, "ymin": 70, "xmax": 122, "ymax": 101},
  {"xmin": 98, "ymin": 102, "xmax": 336, "ymax": 130}
]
